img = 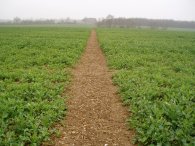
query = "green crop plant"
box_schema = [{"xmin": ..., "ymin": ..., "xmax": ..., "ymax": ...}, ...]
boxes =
[
  {"xmin": 97, "ymin": 28, "xmax": 195, "ymax": 146},
  {"xmin": 0, "ymin": 26, "xmax": 90, "ymax": 145}
]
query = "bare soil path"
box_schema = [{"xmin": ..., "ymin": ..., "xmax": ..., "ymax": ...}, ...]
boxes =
[{"xmin": 52, "ymin": 30, "xmax": 134, "ymax": 146}]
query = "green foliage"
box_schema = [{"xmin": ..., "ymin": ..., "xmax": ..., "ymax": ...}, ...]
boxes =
[
  {"xmin": 0, "ymin": 27, "xmax": 90, "ymax": 145},
  {"xmin": 97, "ymin": 28, "xmax": 195, "ymax": 145}
]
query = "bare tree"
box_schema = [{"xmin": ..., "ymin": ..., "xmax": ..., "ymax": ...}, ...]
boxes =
[
  {"xmin": 106, "ymin": 15, "xmax": 114, "ymax": 20},
  {"xmin": 13, "ymin": 17, "xmax": 21, "ymax": 23}
]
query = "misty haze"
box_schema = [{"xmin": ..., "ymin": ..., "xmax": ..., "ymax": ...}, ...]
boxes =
[{"xmin": 0, "ymin": 0, "xmax": 195, "ymax": 146}]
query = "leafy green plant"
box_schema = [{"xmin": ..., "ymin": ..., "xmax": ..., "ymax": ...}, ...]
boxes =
[
  {"xmin": 0, "ymin": 27, "xmax": 90, "ymax": 145},
  {"xmin": 97, "ymin": 28, "xmax": 195, "ymax": 145}
]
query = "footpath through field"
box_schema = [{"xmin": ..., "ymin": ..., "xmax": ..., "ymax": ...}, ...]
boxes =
[{"xmin": 52, "ymin": 30, "xmax": 134, "ymax": 145}]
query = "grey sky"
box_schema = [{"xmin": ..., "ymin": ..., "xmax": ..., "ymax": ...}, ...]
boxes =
[{"xmin": 0, "ymin": 0, "xmax": 195, "ymax": 21}]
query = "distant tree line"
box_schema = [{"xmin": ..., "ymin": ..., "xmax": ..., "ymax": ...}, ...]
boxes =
[
  {"xmin": 10, "ymin": 17, "xmax": 77, "ymax": 25},
  {"xmin": 1, "ymin": 16, "xmax": 195, "ymax": 29},
  {"xmin": 0, "ymin": 17, "xmax": 97, "ymax": 25},
  {"xmin": 97, "ymin": 17, "xmax": 195, "ymax": 29}
]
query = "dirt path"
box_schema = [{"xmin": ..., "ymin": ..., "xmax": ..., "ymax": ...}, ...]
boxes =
[{"xmin": 52, "ymin": 30, "xmax": 134, "ymax": 146}]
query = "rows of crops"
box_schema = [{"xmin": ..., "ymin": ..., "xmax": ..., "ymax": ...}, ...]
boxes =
[
  {"xmin": 97, "ymin": 28, "xmax": 195, "ymax": 145},
  {"xmin": 0, "ymin": 27, "xmax": 90, "ymax": 145}
]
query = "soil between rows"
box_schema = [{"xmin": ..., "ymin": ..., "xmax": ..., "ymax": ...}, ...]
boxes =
[{"xmin": 50, "ymin": 30, "xmax": 134, "ymax": 146}]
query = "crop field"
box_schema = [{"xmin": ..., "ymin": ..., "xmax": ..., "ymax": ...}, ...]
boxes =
[
  {"xmin": 97, "ymin": 28, "xmax": 195, "ymax": 145},
  {"xmin": 0, "ymin": 27, "xmax": 89, "ymax": 145},
  {"xmin": 1, "ymin": 26, "xmax": 195, "ymax": 146}
]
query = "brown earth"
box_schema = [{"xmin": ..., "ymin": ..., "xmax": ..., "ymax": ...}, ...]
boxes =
[{"xmin": 48, "ymin": 30, "xmax": 134, "ymax": 146}]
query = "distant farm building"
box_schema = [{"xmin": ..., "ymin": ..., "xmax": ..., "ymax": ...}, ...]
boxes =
[{"xmin": 82, "ymin": 18, "xmax": 97, "ymax": 24}]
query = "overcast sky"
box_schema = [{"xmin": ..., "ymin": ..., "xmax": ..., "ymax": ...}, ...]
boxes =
[{"xmin": 0, "ymin": 0, "xmax": 195, "ymax": 21}]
